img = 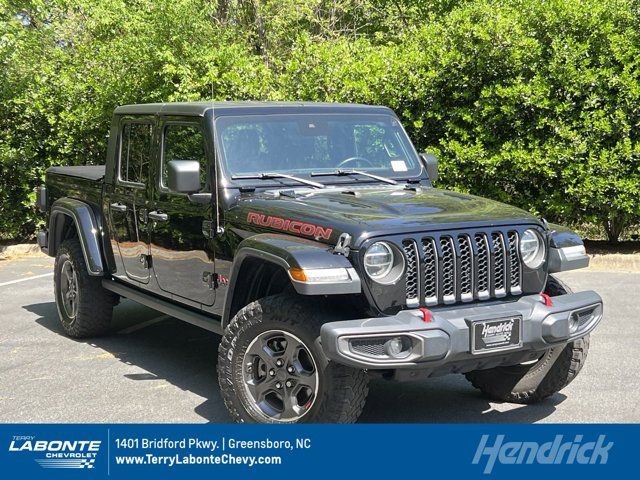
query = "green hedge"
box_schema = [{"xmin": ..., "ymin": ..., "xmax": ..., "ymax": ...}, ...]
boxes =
[{"xmin": 1, "ymin": 0, "xmax": 639, "ymax": 241}]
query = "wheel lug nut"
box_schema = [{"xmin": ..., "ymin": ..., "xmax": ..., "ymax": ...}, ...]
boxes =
[
  {"xmin": 287, "ymin": 366, "xmax": 294, "ymax": 374},
  {"xmin": 275, "ymin": 382, "xmax": 282, "ymax": 389},
  {"xmin": 276, "ymin": 359, "xmax": 283, "ymax": 367},
  {"xmin": 285, "ymin": 380, "xmax": 293, "ymax": 388},
  {"xmin": 269, "ymin": 369, "xmax": 275, "ymax": 376}
]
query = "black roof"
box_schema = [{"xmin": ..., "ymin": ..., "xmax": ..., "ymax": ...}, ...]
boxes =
[{"xmin": 114, "ymin": 101, "xmax": 394, "ymax": 117}]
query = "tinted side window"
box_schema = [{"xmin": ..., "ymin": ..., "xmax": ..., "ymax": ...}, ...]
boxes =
[
  {"xmin": 162, "ymin": 124, "xmax": 207, "ymax": 191},
  {"xmin": 120, "ymin": 122, "xmax": 152, "ymax": 185}
]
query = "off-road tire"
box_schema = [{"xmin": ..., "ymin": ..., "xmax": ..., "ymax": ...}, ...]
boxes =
[
  {"xmin": 54, "ymin": 238, "xmax": 117, "ymax": 338},
  {"xmin": 218, "ymin": 294, "xmax": 369, "ymax": 423},
  {"xmin": 464, "ymin": 275, "xmax": 590, "ymax": 404}
]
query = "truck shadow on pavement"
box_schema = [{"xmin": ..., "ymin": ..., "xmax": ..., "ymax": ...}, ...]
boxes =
[{"xmin": 24, "ymin": 300, "xmax": 564, "ymax": 424}]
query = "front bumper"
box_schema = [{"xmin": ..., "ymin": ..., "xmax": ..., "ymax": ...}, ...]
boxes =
[{"xmin": 320, "ymin": 291, "xmax": 602, "ymax": 379}]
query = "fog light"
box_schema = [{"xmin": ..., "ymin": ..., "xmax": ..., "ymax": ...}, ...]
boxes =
[{"xmin": 384, "ymin": 336, "xmax": 411, "ymax": 359}]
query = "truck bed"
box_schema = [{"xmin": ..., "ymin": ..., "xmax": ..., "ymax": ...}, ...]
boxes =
[
  {"xmin": 45, "ymin": 165, "xmax": 105, "ymax": 210},
  {"xmin": 46, "ymin": 165, "xmax": 106, "ymax": 181}
]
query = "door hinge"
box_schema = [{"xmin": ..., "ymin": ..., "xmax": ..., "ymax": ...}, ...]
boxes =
[
  {"xmin": 202, "ymin": 271, "xmax": 218, "ymax": 289},
  {"xmin": 139, "ymin": 253, "xmax": 152, "ymax": 269},
  {"xmin": 138, "ymin": 208, "xmax": 148, "ymax": 224},
  {"xmin": 202, "ymin": 220, "xmax": 225, "ymax": 239}
]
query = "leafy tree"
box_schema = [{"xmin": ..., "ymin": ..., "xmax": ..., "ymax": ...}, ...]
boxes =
[{"xmin": 1, "ymin": 0, "xmax": 638, "ymax": 241}]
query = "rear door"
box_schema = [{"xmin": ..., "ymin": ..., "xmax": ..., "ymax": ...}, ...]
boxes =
[
  {"xmin": 148, "ymin": 118, "xmax": 215, "ymax": 306},
  {"xmin": 106, "ymin": 118, "xmax": 153, "ymax": 284}
]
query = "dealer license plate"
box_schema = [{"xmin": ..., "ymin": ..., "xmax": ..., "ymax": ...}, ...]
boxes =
[{"xmin": 471, "ymin": 316, "xmax": 522, "ymax": 354}]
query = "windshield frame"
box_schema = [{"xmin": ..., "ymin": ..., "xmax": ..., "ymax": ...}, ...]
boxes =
[{"xmin": 213, "ymin": 112, "xmax": 426, "ymax": 189}]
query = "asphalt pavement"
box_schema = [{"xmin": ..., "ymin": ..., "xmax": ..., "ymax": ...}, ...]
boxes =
[{"xmin": 1, "ymin": 255, "xmax": 638, "ymax": 423}]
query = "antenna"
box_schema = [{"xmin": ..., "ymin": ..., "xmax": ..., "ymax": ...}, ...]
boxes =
[{"xmin": 209, "ymin": 82, "xmax": 220, "ymax": 235}]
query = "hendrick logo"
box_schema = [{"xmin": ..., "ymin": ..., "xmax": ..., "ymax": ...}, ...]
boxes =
[
  {"xmin": 481, "ymin": 320, "xmax": 514, "ymax": 344},
  {"xmin": 473, "ymin": 434, "xmax": 613, "ymax": 474},
  {"xmin": 9, "ymin": 436, "xmax": 101, "ymax": 469}
]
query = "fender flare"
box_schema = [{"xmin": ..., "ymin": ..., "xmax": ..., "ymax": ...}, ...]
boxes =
[
  {"xmin": 222, "ymin": 233, "xmax": 360, "ymax": 325},
  {"xmin": 49, "ymin": 198, "xmax": 105, "ymax": 276}
]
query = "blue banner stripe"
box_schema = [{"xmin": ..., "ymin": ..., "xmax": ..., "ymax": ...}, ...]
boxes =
[{"xmin": 1, "ymin": 424, "xmax": 634, "ymax": 479}]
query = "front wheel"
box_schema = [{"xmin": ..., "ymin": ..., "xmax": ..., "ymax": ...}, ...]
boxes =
[
  {"xmin": 217, "ymin": 294, "xmax": 369, "ymax": 423},
  {"xmin": 465, "ymin": 275, "xmax": 591, "ymax": 403}
]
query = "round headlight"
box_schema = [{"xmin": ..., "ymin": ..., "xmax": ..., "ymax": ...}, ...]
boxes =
[
  {"xmin": 364, "ymin": 242, "xmax": 404, "ymax": 283},
  {"xmin": 364, "ymin": 242, "xmax": 394, "ymax": 279},
  {"xmin": 519, "ymin": 229, "xmax": 546, "ymax": 269}
]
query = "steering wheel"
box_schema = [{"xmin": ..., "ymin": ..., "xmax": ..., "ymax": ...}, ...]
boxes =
[{"xmin": 336, "ymin": 156, "xmax": 375, "ymax": 169}]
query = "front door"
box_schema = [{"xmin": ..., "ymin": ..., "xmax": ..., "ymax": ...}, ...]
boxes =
[
  {"xmin": 149, "ymin": 119, "xmax": 215, "ymax": 306},
  {"xmin": 106, "ymin": 119, "xmax": 153, "ymax": 284}
]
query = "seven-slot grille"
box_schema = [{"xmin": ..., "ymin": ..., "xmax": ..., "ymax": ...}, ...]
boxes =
[{"xmin": 403, "ymin": 229, "xmax": 523, "ymax": 307}]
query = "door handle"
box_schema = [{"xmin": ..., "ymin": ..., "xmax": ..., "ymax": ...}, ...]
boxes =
[
  {"xmin": 148, "ymin": 211, "xmax": 169, "ymax": 222},
  {"xmin": 110, "ymin": 202, "xmax": 127, "ymax": 212}
]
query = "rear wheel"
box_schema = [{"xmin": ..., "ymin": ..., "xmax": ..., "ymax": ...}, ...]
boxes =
[
  {"xmin": 218, "ymin": 294, "xmax": 369, "ymax": 423},
  {"xmin": 465, "ymin": 275, "xmax": 591, "ymax": 403},
  {"xmin": 54, "ymin": 238, "xmax": 117, "ymax": 338}
]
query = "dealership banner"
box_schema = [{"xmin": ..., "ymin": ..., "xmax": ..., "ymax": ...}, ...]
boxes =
[{"xmin": 0, "ymin": 424, "xmax": 632, "ymax": 478}]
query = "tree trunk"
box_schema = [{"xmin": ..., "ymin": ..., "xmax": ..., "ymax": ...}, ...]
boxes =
[
  {"xmin": 603, "ymin": 212, "xmax": 627, "ymax": 243},
  {"xmin": 239, "ymin": 0, "xmax": 269, "ymax": 64},
  {"xmin": 216, "ymin": 0, "xmax": 230, "ymax": 24}
]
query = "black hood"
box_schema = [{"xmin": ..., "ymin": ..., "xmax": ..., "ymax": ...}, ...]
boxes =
[{"xmin": 227, "ymin": 186, "xmax": 540, "ymax": 247}]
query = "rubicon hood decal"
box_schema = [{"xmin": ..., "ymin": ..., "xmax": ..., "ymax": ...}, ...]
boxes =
[
  {"xmin": 232, "ymin": 187, "xmax": 540, "ymax": 246},
  {"xmin": 247, "ymin": 212, "xmax": 334, "ymax": 240}
]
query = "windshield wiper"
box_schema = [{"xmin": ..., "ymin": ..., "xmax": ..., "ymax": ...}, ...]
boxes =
[
  {"xmin": 231, "ymin": 172, "xmax": 325, "ymax": 189},
  {"xmin": 310, "ymin": 169, "xmax": 398, "ymax": 185}
]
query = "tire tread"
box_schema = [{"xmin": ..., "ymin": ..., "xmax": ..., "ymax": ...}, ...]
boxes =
[
  {"xmin": 465, "ymin": 275, "xmax": 591, "ymax": 404},
  {"xmin": 55, "ymin": 239, "xmax": 116, "ymax": 338},
  {"xmin": 217, "ymin": 294, "xmax": 369, "ymax": 423}
]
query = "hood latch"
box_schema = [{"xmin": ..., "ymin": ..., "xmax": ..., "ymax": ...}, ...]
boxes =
[{"xmin": 333, "ymin": 233, "xmax": 352, "ymax": 256}]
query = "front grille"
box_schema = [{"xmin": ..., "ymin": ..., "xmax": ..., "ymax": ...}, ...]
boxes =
[
  {"xmin": 508, "ymin": 231, "xmax": 522, "ymax": 295},
  {"xmin": 474, "ymin": 234, "xmax": 490, "ymax": 299},
  {"xmin": 491, "ymin": 233, "xmax": 506, "ymax": 297},
  {"xmin": 458, "ymin": 235, "xmax": 473, "ymax": 301},
  {"xmin": 440, "ymin": 237, "xmax": 456, "ymax": 302},
  {"xmin": 402, "ymin": 240, "xmax": 419, "ymax": 307},
  {"xmin": 402, "ymin": 229, "xmax": 524, "ymax": 307},
  {"xmin": 422, "ymin": 239, "xmax": 438, "ymax": 304}
]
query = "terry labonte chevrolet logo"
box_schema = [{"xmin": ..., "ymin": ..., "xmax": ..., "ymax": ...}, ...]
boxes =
[{"xmin": 9, "ymin": 435, "xmax": 100, "ymax": 469}]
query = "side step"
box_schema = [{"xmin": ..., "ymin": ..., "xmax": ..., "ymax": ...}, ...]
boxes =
[{"xmin": 102, "ymin": 280, "xmax": 223, "ymax": 335}]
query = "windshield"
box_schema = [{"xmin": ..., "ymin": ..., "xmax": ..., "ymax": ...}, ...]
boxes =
[{"xmin": 215, "ymin": 113, "xmax": 422, "ymax": 184}]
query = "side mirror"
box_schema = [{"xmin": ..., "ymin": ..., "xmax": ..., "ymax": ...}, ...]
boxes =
[
  {"xmin": 419, "ymin": 153, "xmax": 438, "ymax": 183},
  {"xmin": 167, "ymin": 160, "xmax": 201, "ymax": 193}
]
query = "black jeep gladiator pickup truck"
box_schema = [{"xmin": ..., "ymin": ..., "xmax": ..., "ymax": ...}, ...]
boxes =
[{"xmin": 37, "ymin": 102, "xmax": 602, "ymax": 423}]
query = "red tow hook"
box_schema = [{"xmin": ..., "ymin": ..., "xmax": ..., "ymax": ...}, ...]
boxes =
[
  {"xmin": 540, "ymin": 293, "xmax": 553, "ymax": 307},
  {"xmin": 418, "ymin": 307, "xmax": 432, "ymax": 323}
]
